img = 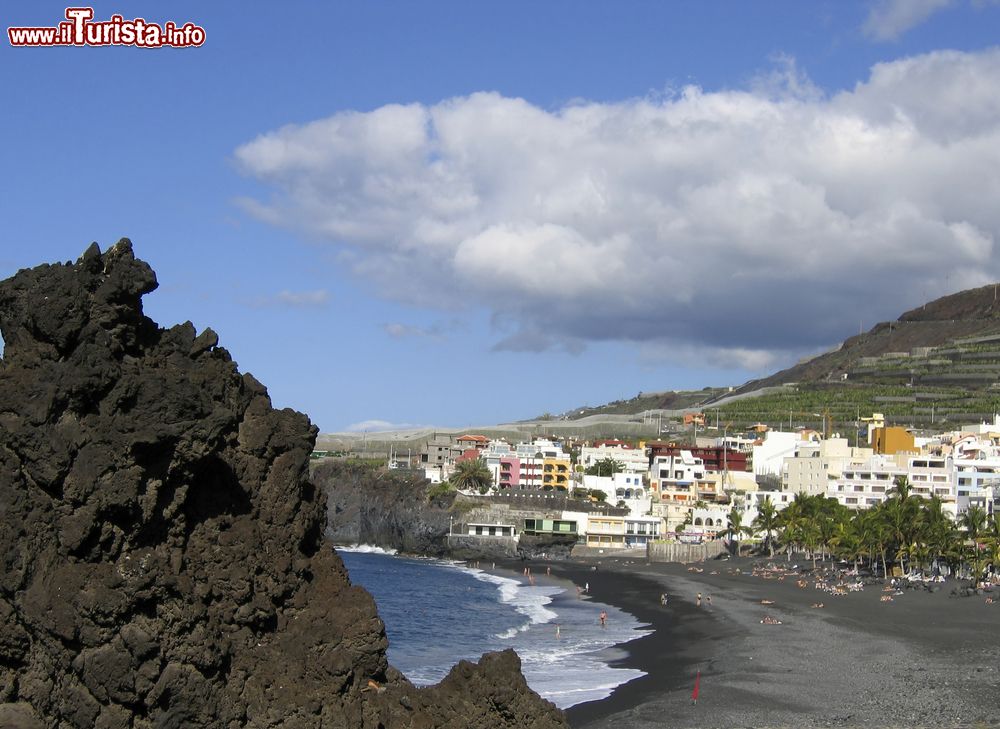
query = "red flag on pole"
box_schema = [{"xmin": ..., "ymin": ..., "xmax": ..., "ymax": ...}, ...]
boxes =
[{"xmin": 691, "ymin": 670, "xmax": 700, "ymax": 703}]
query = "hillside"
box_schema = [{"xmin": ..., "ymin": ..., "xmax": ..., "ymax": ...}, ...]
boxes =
[
  {"xmin": 734, "ymin": 284, "xmax": 1000, "ymax": 392},
  {"xmin": 569, "ymin": 283, "xmax": 1000, "ymax": 433}
]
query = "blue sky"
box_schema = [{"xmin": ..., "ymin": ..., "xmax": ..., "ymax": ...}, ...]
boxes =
[{"xmin": 2, "ymin": 1, "xmax": 1000, "ymax": 433}]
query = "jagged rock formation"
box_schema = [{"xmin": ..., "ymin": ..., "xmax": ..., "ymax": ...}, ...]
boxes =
[{"xmin": 0, "ymin": 241, "xmax": 568, "ymax": 729}]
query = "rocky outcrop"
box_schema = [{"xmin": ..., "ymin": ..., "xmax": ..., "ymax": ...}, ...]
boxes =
[
  {"xmin": 318, "ymin": 463, "xmax": 453, "ymax": 557},
  {"xmin": 316, "ymin": 462, "xmax": 590, "ymax": 561},
  {"xmin": 0, "ymin": 241, "xmax": 568, "ymax": 729}
]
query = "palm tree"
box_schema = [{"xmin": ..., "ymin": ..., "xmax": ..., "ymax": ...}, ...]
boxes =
[
  {"xmin": 885, "ymin": 477, "xmax": 920, "ymax": 574},
  {"xmin": 960, "ymin": 506, "xmax": 989, "ymax": 586},
  {"xmin": 960, "ymin": 505, "xmax": 987, "ymax": 543},
  {"xmin": 778, "ymin": 495, "xmax": 808, "ymax": 561},
  {"xmin": 889, "ymin": 475, "xmax": 913, "ymax": 503},
  {"xmin": 451, "ymin": 458, "xmax": 494, "ymax": 494},
  {"xmin": 752, "ymin": 496, "xmax": 780, "ymax": 557},
  {"xmin": 829, "ymin": 519, "xmax": 863, "ymax": 571},
  {"xmin": 724, "ymin": 507, "xmax": 752, "ymax": 557},
  {"xmin": 916, "ymin": 495, "xmax": 954, "ymax": 575},
  {"xmin": 864, "ymin": 505, "xmax": 893, "ymax": 579}
]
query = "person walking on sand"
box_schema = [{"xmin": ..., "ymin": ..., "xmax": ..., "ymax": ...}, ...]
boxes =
[{"xmin": 696, "ymin": 592, "xmax": 702, "ymax": 607}]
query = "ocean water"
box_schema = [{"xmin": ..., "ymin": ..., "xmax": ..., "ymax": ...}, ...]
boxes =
[{"xmin": 338, "ymin": 547, "xmax": 650, "ymax": 709}]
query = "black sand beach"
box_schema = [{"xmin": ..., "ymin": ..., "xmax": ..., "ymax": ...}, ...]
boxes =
[{"xmin": 516, "ymin": 555, "xmax": 1000, "ymax": 729}]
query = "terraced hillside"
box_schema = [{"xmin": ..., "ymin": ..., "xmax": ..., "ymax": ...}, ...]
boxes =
[
  {"xmin": 566, "ymin": 283, "xmax": 1000, "ymax": 433},
  {"xmin": 711, "ymin": 283, "xmax": 1000, "ymax": 430}
]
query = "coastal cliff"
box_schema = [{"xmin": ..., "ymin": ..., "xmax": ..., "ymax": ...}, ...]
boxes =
[
  {"xmin": 0, "ymin": 241, "xmax": 567, "ymax": 729},
  {"xmin": 315, "ymin": 462, "xmax": 581, "ymax": 561},
  {"xmin": 318, "ymin": 462, "xmax": 453, "ymax": 557}
]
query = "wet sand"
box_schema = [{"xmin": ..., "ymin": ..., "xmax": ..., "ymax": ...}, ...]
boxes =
[{"xmin": 525, "ymin": 554, "xmax": 1000, "ymax": 729}]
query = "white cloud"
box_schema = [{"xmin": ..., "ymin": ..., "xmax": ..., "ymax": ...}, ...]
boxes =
[
  {"xmin": 250, "ymin": 289, "xmax": 330, "ymax": 308},
  {"xmin": 863, "ymin": 0, "xmax": 955, "ymax": 40},
  {"xmin": 345, "ymin": 419, "xmax": 428, "ymax": 433},
  {"xmin": 383, "ymin": 318, "xmax": 463, "ymax": 340},
  {"xmin": 235, "ymin": 49, "xmax": 1000, "ymax": 370}
]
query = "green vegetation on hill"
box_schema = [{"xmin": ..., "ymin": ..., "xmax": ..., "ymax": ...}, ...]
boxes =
[
  {"xmin": 560, "ymin": 387, "xmax": 729, "ymax": 420},
  {"xmin": 573, "ymin": 284, "xmax": 1000, "ymax": 433}
]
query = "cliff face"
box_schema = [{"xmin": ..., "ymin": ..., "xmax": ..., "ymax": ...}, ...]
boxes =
[
  {"xmin": 0, "ymin": 241, "xmax": 567, "ymax": 729},
  {"xmin": 316, "ymin": 463, "xmax": 584, "ymax": 561},
  {"xmin": 317, "ymin": 462, "xmax": 453, "ymax": 557}
]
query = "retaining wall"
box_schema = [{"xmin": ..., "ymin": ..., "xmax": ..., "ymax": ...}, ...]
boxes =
[{"xmin": 647, "ymin": 541, "xmax": 728, "ymax": 563}]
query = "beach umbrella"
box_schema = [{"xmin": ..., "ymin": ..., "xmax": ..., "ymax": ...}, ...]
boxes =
[{"xmin": 691, "ymin": 670, "xmax": 700, "ymax": 704}]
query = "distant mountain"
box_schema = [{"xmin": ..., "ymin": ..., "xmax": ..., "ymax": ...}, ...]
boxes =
[{"xmin": 735, "ymin": 282, "xmax": 1000, "ymax": 394}]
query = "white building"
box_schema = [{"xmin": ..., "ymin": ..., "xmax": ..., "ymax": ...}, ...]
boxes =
[
  {"xmin": 624, "ymin": 515, "xmax": 661, "ymax": 547},
  {"xmin": 955, "ymin": 457, "xmax": 1000, "ymax": 515},
  {"xmin": 782, "ymin": 438, "xmax": 874, "ymax": 496},
  {"xmin": 741, "ymin": 491, "xmax": 794, "ymax": 528},
  {"xmin": 650, "ymin": 451, "xmax": 727, "ymax": 532},
  {"xmin": 688, "ymin": 504, "xmax": 730, "ymax": 537},
  {"xmin": 582, "ymin": 472, "xmax": 651, "ymax": 517},
  {"xmin": 752, "ymin": 431, "xmax": 799, "ymax": 478},
  {"xmin": 579, "ymin": 444, "xmax": 649, "ymax": 473},
  {"xmin": 828, "ymin": 454, "xmax": 956, "ymax": 516}
]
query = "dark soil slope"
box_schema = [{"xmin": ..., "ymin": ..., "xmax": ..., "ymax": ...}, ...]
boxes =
[{"xmin": 734, "ymin": 283, "xmax": 1000, "ymax": 393}]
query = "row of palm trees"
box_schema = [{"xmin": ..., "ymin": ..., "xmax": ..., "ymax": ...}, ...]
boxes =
[{"xmin": 724, "ymin": 477, "xmax": 1000, "ymax": 586}]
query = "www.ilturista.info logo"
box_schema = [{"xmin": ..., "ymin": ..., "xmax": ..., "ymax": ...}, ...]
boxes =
[{"xmin": 8, "ymin": 7, "xmax": 205, "ymax": 48}]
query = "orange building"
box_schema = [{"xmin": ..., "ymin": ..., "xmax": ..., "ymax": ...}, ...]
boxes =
[{"xmin": 871, "ymin": 426, "xmax": 915, "ymax": 455}]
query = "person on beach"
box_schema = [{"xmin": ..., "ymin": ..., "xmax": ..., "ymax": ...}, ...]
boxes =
[
  {"xmin": 660, "ymin": 593, "xmax": 668, "ymax": 605},
  {"xmin": 585, "ymin": 582, "xmax": 589, "ymax": 593},
  {"xmin": 599, "ymin": 610, "xmax": 607, "ymax": 627},
  {"xmin": 696, "ymin": 592, "xmax": 702, "ymax": 607},
  {"xmin": 706, "ymin": 595, "xmax": 712, "ymax": 606}
]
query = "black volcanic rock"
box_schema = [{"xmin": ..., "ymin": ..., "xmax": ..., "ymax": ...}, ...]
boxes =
[{"xmin": 0, "ymin": 240, "xmax": 568, "ymax": 729}]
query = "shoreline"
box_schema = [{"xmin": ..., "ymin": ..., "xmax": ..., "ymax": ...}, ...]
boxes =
[{"xmin": 506, "ymin": 553, "xmax": 1000, "ymax": 729}]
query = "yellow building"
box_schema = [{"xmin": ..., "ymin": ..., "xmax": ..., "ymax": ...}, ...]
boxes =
[
  {"xmin": 871, "ymin": 427, "xmax": 915, "ymax": 455},
  {"xmin": 586, "ymin": 516, "xmax": 626, "ymax": 548},
  {"xmin": 542, "ymin": 457, "xmax": 571, "ymax": 489}
]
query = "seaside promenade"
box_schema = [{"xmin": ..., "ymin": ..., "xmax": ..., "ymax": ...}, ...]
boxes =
[{"xmin": 525, "ymin": 555, "xmax": 1000, "ymax": 729}]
